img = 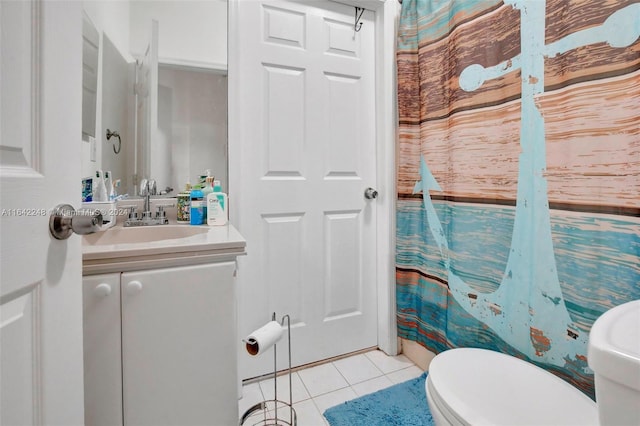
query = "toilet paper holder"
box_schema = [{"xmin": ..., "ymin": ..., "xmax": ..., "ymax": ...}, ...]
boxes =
[{"xmin": 240, "ymin": 313, "xmax": 296, "ymax": 426}]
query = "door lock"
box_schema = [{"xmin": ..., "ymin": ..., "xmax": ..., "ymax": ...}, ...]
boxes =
[
  {"xmin": 49, "ymin": 204, "xmax": 103, "ymax": 240},
  {"xmin": 364, "ymin": 187, "xmax": 378, "ymax": 200}
]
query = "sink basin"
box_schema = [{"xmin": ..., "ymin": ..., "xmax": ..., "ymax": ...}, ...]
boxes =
[
  {"xmin": 83, "ymin": 225, "xmax": 209, "ymax": 246},
  {"xmin": 82, "ymin": 223, "xmax": 246, "ymax": 275}
]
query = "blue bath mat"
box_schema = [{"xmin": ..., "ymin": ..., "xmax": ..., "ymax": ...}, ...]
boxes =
[{"xmin": 323, "ymin": 372, "xmax": 434, "ymax": 426}]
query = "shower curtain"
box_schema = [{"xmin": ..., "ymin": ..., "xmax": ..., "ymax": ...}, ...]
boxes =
[{"xmin": 396, "ymin": 0, "xmax": 640, "ymax": 398}]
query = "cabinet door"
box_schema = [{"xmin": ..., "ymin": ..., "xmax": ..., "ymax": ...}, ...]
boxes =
[
  {"xmin": 83, "ymin": 273, "xmax": 123, "ymax": 426},
  {"xmin": 121, "ymin": 262, "xmax": 238, "ymax": 426}
]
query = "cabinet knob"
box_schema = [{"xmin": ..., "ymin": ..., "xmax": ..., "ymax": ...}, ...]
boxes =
[
  {"xmin": 126, "ymin": 280, "xmax": 143, "ymax": 295},
  {"xmin": 94, "ymin": 283, "xmax": 112, "ymax": 297}
]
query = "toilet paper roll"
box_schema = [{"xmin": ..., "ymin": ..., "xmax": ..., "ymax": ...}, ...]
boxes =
[{"xmin": 245, "ymin": 321, "xmax": 284, "ymax": 356}]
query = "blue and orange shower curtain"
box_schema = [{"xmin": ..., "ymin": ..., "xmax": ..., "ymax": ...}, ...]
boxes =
[{"xmin": 396, "ymin": 0, "xmax": 640, "ymax": 398}]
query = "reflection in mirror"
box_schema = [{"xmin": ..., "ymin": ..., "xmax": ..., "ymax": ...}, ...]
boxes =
[
  {"xmin": 157, "ymin": 67, "xmax": 228, "ymax": 195},
  {"xmin": 81, "ymin": 1, "xmax": 228, "ymax": 199},
  {"xmin": 82, "ymin": 13, "xmax": 99, "ymax": 141},
  {"xmin": 101, "ymin": 33, "xmax": 131, "ymax": 194},
  {"xmin": 133, "ymin": 19, "xmax": 158, "ymax": 196}
]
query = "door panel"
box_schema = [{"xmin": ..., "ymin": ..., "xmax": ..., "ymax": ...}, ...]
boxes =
[
  {"xmin": 133, "ymin": 20, "xmax": 158, "ymax": 191},
  {"xmin": 1, "ymin": 1, "xmax": 84, "ymax": 423},
  {"xmin": 263, "ymin": 214, "xmax": 305, "ymax": 323},
  {"xmin": 1, "ymin": 2, "xmax": 46, "ymax": 424},
  {"xmin": 0, "ymin": 291, "xmax": 37, "ymax": 425},
  {"xmin": 324, "ymin": 211, "xmax": 362, "ymax": 320},
  {"xmin": 0, "ymin": 0, "xmax": 47, "ymax": 297},
  {"xmin": 237, "ymin": 0, "xmax": 377, "ymax": 378},
  {"xmin": 263, "ymin": 65, "xmax": 305, "ymax": 177}
]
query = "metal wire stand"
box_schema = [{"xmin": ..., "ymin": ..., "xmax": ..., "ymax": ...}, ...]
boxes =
[{"xmin": 240, "ymin": 313, "xmax": 296, "ymax": 426}]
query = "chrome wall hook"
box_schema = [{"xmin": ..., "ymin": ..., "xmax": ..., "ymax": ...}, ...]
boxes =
[
  {"xmin": 354, "ymin": 7, "xmax": 365, "ymax": 32},
  {"xmin": 106, "ymin": 129, "xmax": 122, "ymax": 154}
]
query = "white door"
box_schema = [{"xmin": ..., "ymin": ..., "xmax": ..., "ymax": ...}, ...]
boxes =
[
  {"xmin": 0, "ymin": 1, "xmax": 84, "ymax": 424},
  {"xmin": 235, "ymin": 0, "xmax": 377, "ymax": 378},
  {"xmin": 133, "ymin": 20, "xmax": 159, "ymax": 194}
]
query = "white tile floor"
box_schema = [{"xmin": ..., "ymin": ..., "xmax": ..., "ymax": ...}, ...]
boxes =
[{"xmin": 239, "ymin": 350, "xmax": 423, "ymax": 426}]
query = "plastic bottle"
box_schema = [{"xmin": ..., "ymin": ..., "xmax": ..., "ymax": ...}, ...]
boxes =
[
  {"xmin": 207, "ymin": 180, "xmax": 228, "ymax": 226},
  {"xmin": 112, "ymin": 179, "xmax": 121, "ymax": 200},
  {"xmin": 190, "ymin": 187, "xmax": 205, "ymax": 225},
  {"xmin": 93, "ymin": 170, "xmax": 108, "ymax": 202},
  {"xmin": 177, "ymin": 183, "xmax": 192, "ymax": 223},
  {"xmin": 201, "ymin": 176, "xmax": 215, "ymax": 219},
  {"xmin": 82, "ymin": 177, "xmax": 93, "ymax": 202},
  {"xmin": 199, "ymin": 169, "xmax": 212, "ymax": 187}
]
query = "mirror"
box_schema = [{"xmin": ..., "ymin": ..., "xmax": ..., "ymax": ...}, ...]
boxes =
[
  {"xmin": 100, "ymin": 33, "xmax": 131, "ymax": 196},
  {"xmin": 156, "ymin": 67, "xmax": 228, "ymax": 195},
  {"xmin": 81, "ymin": 13, "xmax": 99, "ymax": 141},
  {"xmin": 81, "ymin": 1, "xmax": 228, "ymax": 198}
]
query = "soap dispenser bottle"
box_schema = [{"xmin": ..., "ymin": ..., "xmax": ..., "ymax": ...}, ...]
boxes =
[
  {"xmin": 177, "ymin": 182, "xmax": 192, "ymax": 223},
  {"xmin": 207, "ymin": 180, "xmax": 228, "ymax": 226},
  {"xmin": 201, "ymin": 176, "xmax": 215, "ymax": 219}
]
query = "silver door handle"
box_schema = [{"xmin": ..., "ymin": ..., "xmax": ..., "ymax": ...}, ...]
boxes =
[
  {"xmin": 49, "ymin": 204, "xmax": 103, "ymax": 240},
  {"xmin": 364, "ymin": 187, "xmax": 378, "ymax": 200}
]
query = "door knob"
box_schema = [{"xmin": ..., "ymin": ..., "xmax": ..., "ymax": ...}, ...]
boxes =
[
  {"xmin": 364, "ymin": 187, "xmax": 378, "ymax": 200},
  {"xmin": 126, "ymin": 280, "xmax": 143, "ymax": 295},
  {"xmin": 94, "ymin": 283, "xmax": 112, "ymax": 297},
  {"xmin": 49, "ymin": 204, "xmax": 103, "ymax": 240}
]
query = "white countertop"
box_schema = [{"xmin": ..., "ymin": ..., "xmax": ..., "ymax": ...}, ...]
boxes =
[{"xmin": 82, "ymin": 223, "xmax": 246, "ymax": 275}]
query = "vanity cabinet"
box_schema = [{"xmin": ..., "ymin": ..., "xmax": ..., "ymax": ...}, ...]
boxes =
[{"xmin": 83, "ymin": 262, "xmax": 238, "ymax": 426}]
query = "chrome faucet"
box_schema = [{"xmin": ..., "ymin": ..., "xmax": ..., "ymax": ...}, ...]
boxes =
[
  {"xmin": 139, "ymin": 179, "xmax": 157, "ymax": 214},
  {"xmin": 139, "ymin": 179, "xmax": 148, "ymax": 211},
  {"xmin": 124, "ymin": 178, "xmax": 168, "ymax": 227}
]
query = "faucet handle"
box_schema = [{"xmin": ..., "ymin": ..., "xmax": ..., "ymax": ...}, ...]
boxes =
[
  {"xmin": 155, "ymin": 205, "xmax": 169, "ymax": 224},
  {"xmin": 139, "ymin": 178, "xmax": 149, "ymax": 196},
  {"xmin": 129, "ymin": 206, "xmax": 138, "ymax": 219},
  {"xmin": 148, "ymin": 179, "xmax": 157, "ymax": 195},
  {"xmin": 123, "ymin": 205, "xmax": 138, "ymax": 220},
  {"xmin": 156, "ymin": 205, "xmax": 166, "ymax": 218}
]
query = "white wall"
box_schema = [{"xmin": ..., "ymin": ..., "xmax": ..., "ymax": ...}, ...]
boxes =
[
  {"xmin": 82, "ymin": 1, "xmax": 132, "ymax": 61},
  {"xmin": 130, "ymin": 0, "xmax": 227, "ymax": 69}
]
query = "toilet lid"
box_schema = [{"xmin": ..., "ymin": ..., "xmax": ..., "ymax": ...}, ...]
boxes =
[{"xmin": 428, "ymin": 348, "xmax": 598, "ymax": 426}]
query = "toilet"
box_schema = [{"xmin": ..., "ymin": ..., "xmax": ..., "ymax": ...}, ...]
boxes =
[
  {"xmin": 425, "ymin": 300, "xmax": 640, "ymax": 425},
  {"xmin": 425, "ymin": 348, "xmax": 598, "ymax": 425},
  {"xmin": 588, "ymin": 299, "xmax": 640, "ymax": 425}
]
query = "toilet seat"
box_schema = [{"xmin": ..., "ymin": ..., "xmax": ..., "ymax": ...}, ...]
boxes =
[{"xmin": 427, "ymin": 348, "xmax": 598, "ymax": 425}]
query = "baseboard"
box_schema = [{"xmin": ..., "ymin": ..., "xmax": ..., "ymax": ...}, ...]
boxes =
[
  {"xmin": 400, "ymin": 338, "xmax": 437, "ymax": 371},
  {"xmin": 241, "ymin": 346, "xmax": 379, "ymax": 385}
]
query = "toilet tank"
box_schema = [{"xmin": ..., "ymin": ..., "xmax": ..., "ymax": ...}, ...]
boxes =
[{"xmin": 588, "ymin": 300, "xmax": 640, "ymax": 426}]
